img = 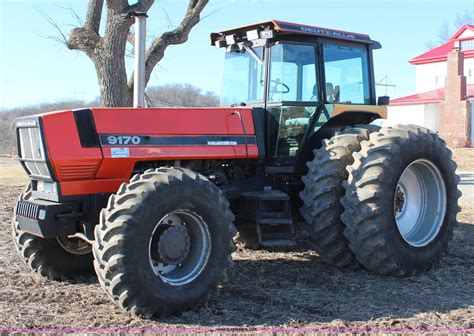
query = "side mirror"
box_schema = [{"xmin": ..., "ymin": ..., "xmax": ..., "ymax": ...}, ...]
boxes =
[{"xmin": 378, "ymin": 96, "xmax": 390, "ymax": 106}]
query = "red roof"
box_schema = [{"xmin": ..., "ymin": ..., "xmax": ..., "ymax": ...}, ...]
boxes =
[
  {"xmin": 390, "ymin": 84, "xmax": 474, "ymax": 106},
  {"xmin": 410, "ymin": 24, "xmax": 474, "ymax": 65}
]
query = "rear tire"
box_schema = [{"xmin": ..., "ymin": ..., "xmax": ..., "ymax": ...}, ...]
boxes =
[
  {"xmin": 12, "ymin": 185, "xmax": 94, "ymax": 280},
  {"xmin": 341, "ymin": 125, "xmax": 460, "ymax": 276},
  {"xmin": 93, "ymin": 167, "xmax": 236, "ymax": 317},
  {"xmin": 299, "ymin": 125, "xmax": 379, "ymax": 269}
]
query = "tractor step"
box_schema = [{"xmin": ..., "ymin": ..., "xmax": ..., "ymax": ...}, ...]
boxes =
[
  {"xmin": 240, "ymin": 189, "xmax": 296, "ymax": 247},
  {"xmin": 259, "ymin": 217, "xmax": 293, "ymax": 225},
  {"xmin": 261, "ymin": 239, "xmax": 297, "ymax": 248}
]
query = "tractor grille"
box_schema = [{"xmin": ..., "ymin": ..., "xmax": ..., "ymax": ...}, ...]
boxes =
[
  {"xmin": 16, "ymin": 200, "xmax": 39, "ymax": 219},
  {"xmin": 17, "ymin": 121, "xmax": 52, "ymax": 179}
]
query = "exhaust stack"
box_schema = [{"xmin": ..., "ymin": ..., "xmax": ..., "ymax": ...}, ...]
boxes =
[{"xmin": 132, "ymin": 12, "xmax": 147, "ymax": 108}]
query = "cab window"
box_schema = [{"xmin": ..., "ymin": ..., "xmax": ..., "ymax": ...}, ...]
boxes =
[
  {"xmin": 323, "ymin": 44, "xmax": 370, "ymax": 104},
  {"xmin": 220, "ymin": 47, "xmax": 265, "ymax": 106},
  {"xmin": 268, "ymin": 44, "xmax": 317, "ymax": 102}
]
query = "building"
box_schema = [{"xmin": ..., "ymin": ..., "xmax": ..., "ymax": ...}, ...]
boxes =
[{"xmin": 388, "ymin": 24, "xmax": 474, "ymax": 147}]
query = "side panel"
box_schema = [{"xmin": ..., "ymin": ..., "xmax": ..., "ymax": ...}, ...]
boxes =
[
  {"xmin": 41, "ymin": 110, "xmax": 103, "ymax": 184},
  {"xmin": 38, "ymin": 107, "xmax": 259, "ymax": 196},
  {"xmin": 92, "ymin": 107, "xmax": 256, "ymax": 134},
  {"xmin": 92, "ymin": 107, "xmax": 259, "ymax": 179}
]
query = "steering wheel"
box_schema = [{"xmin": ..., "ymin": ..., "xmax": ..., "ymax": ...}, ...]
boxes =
[
  {"xmin": 260, "ymin": 79, "xmax": 290, "ymax": 94},
  {"xmin": 270, "ymin": 79, "xmax": 290, "ymax": 94}
]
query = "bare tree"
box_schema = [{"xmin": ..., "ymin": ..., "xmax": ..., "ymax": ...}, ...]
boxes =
[
  {"xmin": 146, "ymin": 83, "xmax": 219, "ymax": 107},
  {"xmin": 426, "ymin": 12, "xmax": 474, "ymax": 50},
  {"xmin": 66, "ymin": 0, "xmax": 208, "ymax": 107}
]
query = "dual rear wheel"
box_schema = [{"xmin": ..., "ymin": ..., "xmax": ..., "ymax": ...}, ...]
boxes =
[{"xmin": 300, "ymin": 125, "xmax": 460, "ymax": 276}]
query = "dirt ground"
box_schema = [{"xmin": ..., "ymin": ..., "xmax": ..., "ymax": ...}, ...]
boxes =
[
  {"xmin": 452, "ymin": 148, "xmax": 474, "ymax": 172},
  {"xmin": 0, "ymin": 150, "xmax": 473, "ymax": 332}
]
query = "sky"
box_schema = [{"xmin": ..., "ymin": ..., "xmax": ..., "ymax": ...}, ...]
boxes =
[{"xmin": 0, "ymin": 0, "xmax": 473, "ymax": 109}]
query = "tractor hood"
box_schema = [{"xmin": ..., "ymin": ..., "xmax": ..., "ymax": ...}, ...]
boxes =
[{"xmin": 16, "ymin": 107, "xmax": 258, "ymax": 196}]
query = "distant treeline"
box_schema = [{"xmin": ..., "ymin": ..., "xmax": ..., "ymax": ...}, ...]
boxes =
[{"xmin": 0, "ymin": 83, "xmax": 219, "ymax": 155}]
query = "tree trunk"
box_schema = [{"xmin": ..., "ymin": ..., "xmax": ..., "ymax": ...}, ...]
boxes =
[
  {"xmin": 95, "ymin": 57, "xmax": 133, "ymax": 107},
  {"xmin": 66, "ymin": 0, "xmax": 208, "ymax": 108}
]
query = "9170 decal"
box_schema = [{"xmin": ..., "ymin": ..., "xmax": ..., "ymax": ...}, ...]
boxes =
[{"xmin": 106, "ymin": 135, "xmax": 141, "ymax": 145}]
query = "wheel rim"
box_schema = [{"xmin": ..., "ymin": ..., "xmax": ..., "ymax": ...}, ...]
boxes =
[
  {"xmin": 148, "ymin": 210, "xmax": 211, "ymax": 286},
  {"xmin": 394, "ymin": 159, "xmax": 447, "ymax": 247},
  {"xmin": 56, "ymin": 237, "xmax": 92, "ymax": 255}
]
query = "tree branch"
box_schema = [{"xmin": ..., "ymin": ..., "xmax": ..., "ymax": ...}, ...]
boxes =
[
  {"xmin": 102, "ymin": 0, "xmax": 154, "ymax": 50},
  {"xmin": 129, "ymin": 0, "xmax": 208, "ymax": 89},
  {"xmin": 84, "ymin": 0, "xmax": 104, "ymax": 33},
  {"xmin": 128, "ymin": 0, "xmax": 154, "ymax": 13},
  {"xmin": 64, "ymin": 1, "xmax": 104, "ymax": 58},
  {"xmin": 56, "ymin": 4, "xmax": 84, "ymax": 27},
  {"xmin": 67, "ymin": 28, "xmax": 101, "ymax": 57},
  {"xmin": 35, "ymin": 7, "xmax": 68, "ymax": 45}
]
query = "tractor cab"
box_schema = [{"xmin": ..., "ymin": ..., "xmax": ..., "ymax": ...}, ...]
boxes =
[{"xmin": 212, "ymin": 20, "xmax": 384, "ymax": 167}]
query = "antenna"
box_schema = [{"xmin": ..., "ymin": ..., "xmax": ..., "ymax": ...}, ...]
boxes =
[{"xmin": 376, "ymin": 75, "xmax": 396, "ymax": 96}]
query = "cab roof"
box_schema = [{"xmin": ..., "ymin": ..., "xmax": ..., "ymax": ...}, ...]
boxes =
[{"xmin": 211, "ymin": 20, "xmax": 381, "ymax": 48}]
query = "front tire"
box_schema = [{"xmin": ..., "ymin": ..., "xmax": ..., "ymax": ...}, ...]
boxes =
[
  {"xmin": 12, "ymin": 185, "xmax": 94, "ymax": 280},
  {"xmin": 341, "ymin": 125, "xmax": 460, "ymax": 276},
  {"xmin": 93, "ymin": 167, "xmax": 236, "ymax": 317}
]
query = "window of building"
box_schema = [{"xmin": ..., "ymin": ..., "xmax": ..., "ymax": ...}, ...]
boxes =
[
  {"xmin": 460, "ymin": 39, "xmax": 474, "ymax": 51},
  {"xmin": 436, "ymin": 75, "xmax": 444, "ymax": 86}
]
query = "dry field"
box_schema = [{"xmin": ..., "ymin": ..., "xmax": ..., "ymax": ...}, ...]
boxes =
[{"xmin": 0, "ymin": 150, "xmax": 473, "ymax": 333}]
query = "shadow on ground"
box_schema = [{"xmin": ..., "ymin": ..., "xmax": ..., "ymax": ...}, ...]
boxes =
[
  {"xmin": 153, "ymin": 221, "xmax": 474, "ymax": 326},
  {"xmin": 9, "ymin": 223, "xmax": 474, "ymax": 327}
]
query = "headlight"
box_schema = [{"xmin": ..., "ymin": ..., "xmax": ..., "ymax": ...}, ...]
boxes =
[{"xmin": 37, "ymin": 180, "xmax": 57, "ymax": 194}]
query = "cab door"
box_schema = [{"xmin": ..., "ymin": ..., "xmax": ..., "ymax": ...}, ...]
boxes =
[{"xmin": 265, "ymin": 42, "xmax": 323, "ymax": 167}]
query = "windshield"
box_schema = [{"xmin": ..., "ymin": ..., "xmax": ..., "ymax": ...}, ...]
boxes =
[{"xmin": 220, "ymin": 47, "xmax": 265, "ymax": 106}]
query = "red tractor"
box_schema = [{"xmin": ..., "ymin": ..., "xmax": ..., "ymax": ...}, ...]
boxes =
[{"xmin": 13, "ymin": 20, "xmax": 460, "ymax": 317}]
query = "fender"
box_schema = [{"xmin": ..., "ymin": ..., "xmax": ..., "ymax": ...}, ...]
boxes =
[{"xmin": 294, "ymin": 105, "xmax": 386, "ymax": 173}]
